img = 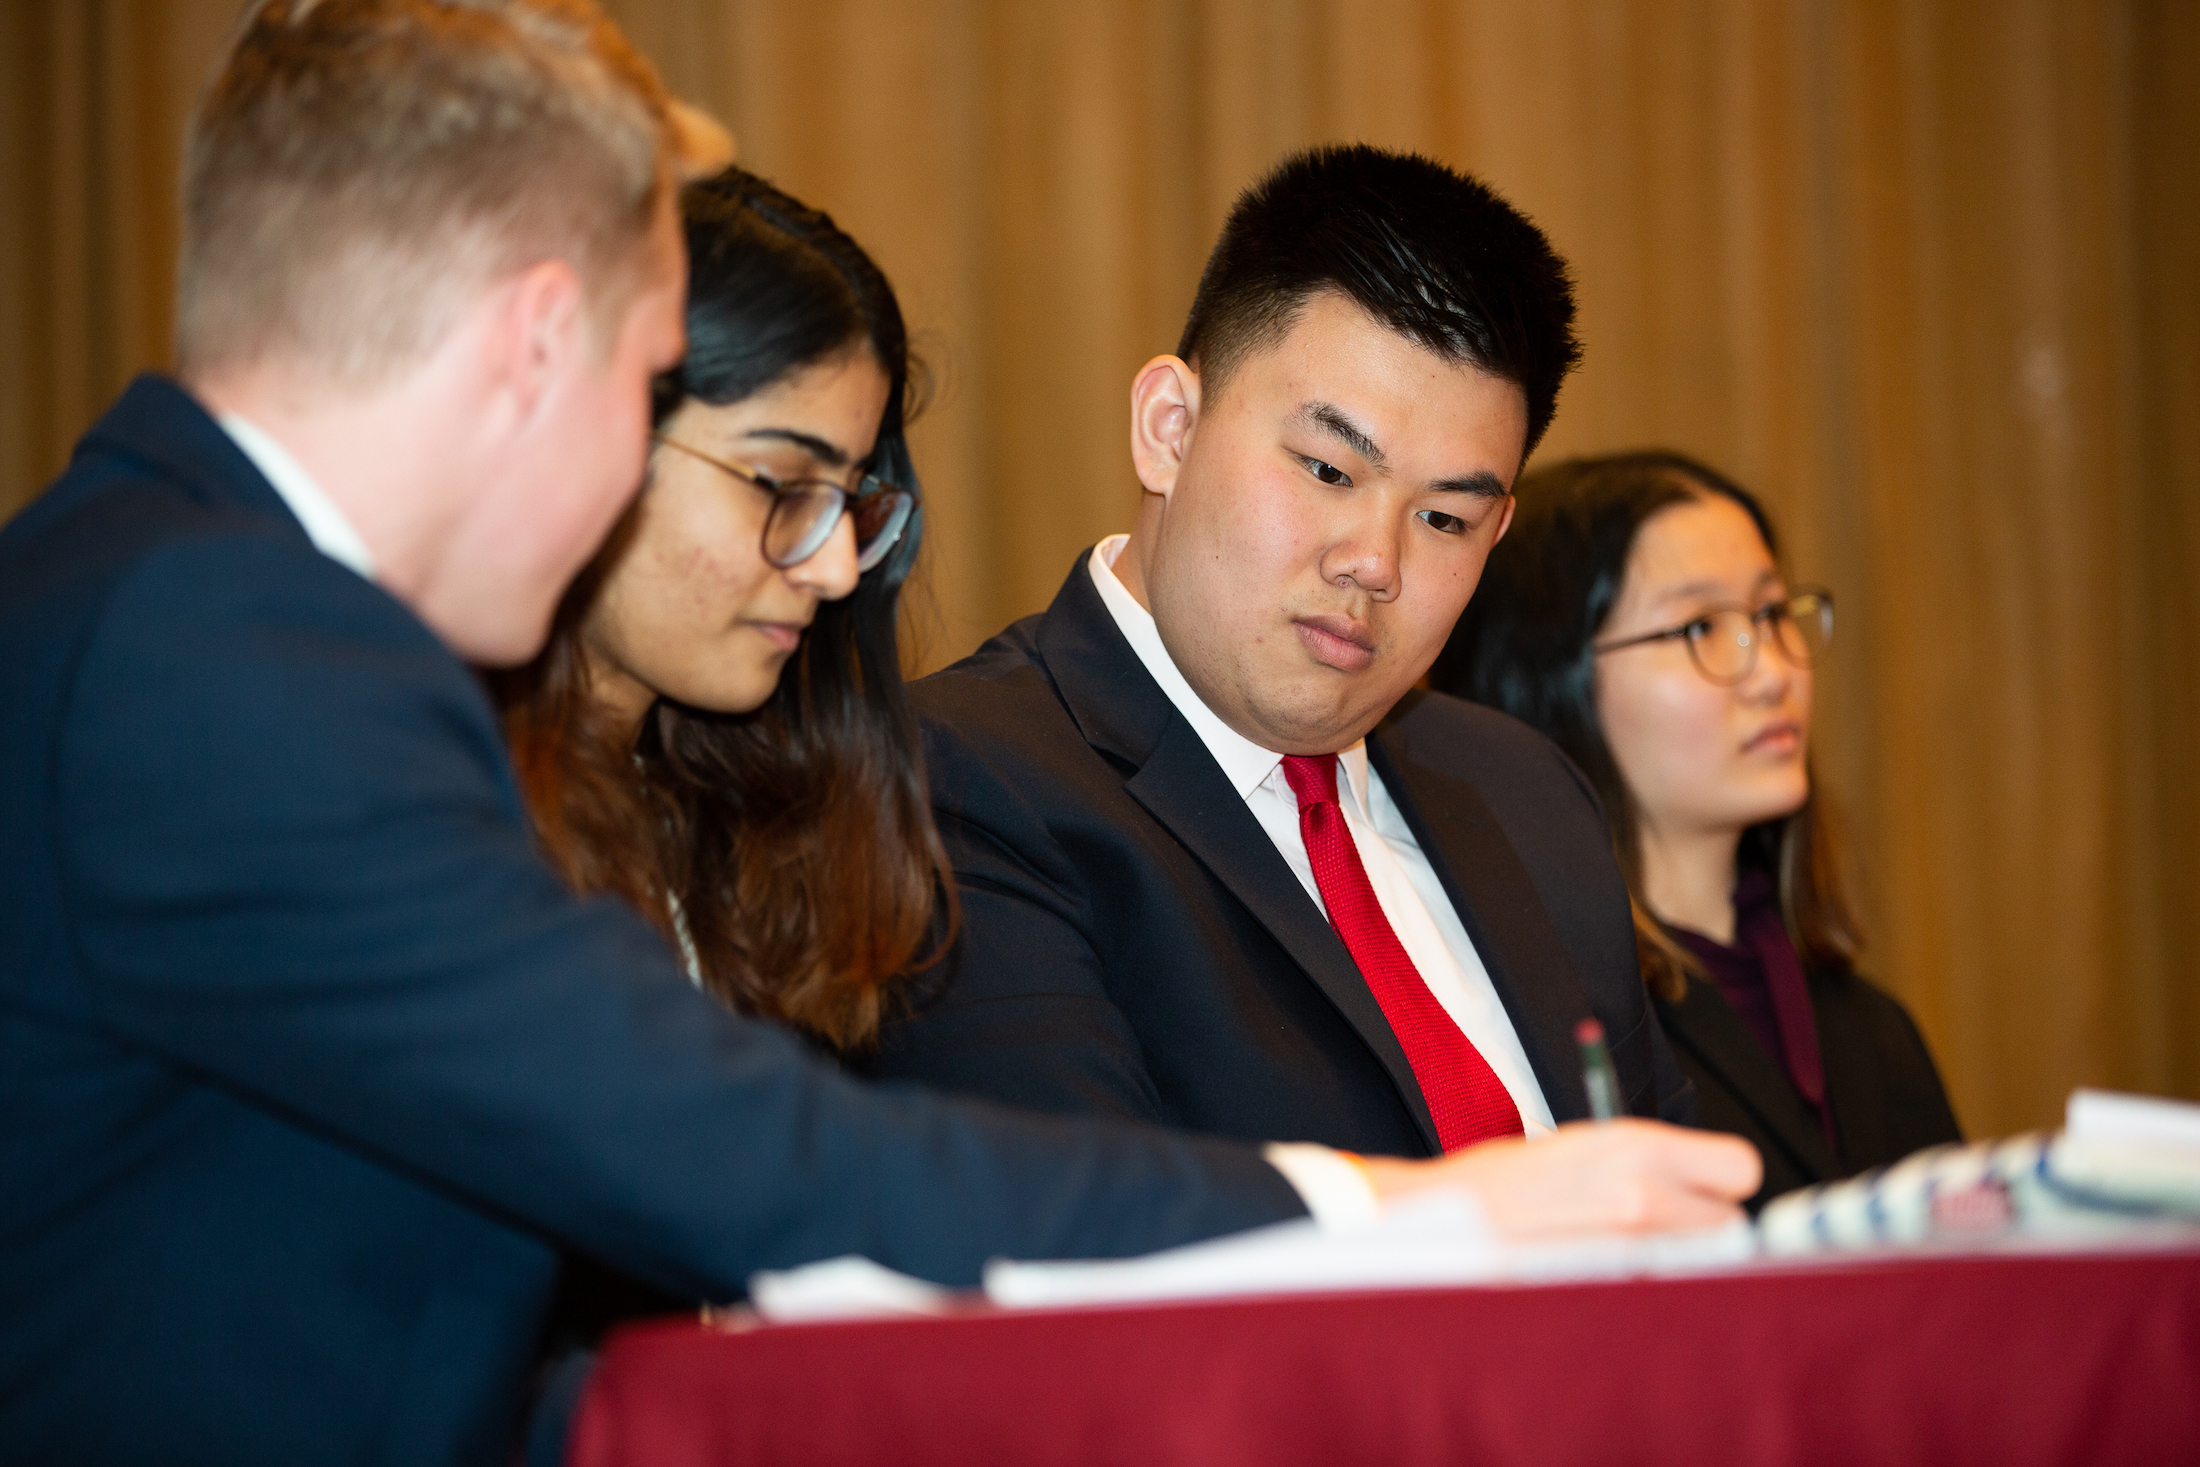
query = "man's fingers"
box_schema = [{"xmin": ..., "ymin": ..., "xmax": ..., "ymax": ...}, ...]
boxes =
[
  {"xmin": 1597, "ymin": 1122, "xmax": 1759, "ymax": 1233},
  {"xmin": 1640, "ymin": 1186, "xmax": 1748, "ymax": 1233},
  {"xmin": 1366, "ymin": 1119, "xmax": 1765, "ymax": 1241},
  {"xmin": 1647, "ymin": 1123, "xmax": 1762, "ymax": 1201}
]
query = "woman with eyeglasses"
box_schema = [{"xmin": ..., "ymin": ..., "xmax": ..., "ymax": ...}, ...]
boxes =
[
  {"xmin": 1430, "ymin": 451, "xmax": 1959, "ymax": 1209},
  {"xmin": 493, "ymin": 164, "xmax": 943, "ymax": 1055}
]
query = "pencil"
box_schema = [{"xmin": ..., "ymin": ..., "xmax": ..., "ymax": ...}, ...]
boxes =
[{"xmin": 1575, "ymin": 1017, "xmax": 1620, "ymax": 1122}]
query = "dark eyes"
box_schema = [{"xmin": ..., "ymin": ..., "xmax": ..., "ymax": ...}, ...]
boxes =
[
  {"xmin": 1681, "ymin": 603, "xmax": 1787, "ymax": 642},
  {"xmin": 1301, "ymin": 456, "xmax": 1351, "ymax": 487},
  {"xmin": 1298, "ymin": 454, "xmax": 1472, "ymax": 536}
]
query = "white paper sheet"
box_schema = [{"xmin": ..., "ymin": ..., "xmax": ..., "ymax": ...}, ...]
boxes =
[
  {"xmin": 2066, "ymin": 1088, "xmax": 2200, "ymax": 1150},
  {"xmin": 983, "ymin": 1194, "xmax": 1756, "ymax": 1309},
  {"xmin": 746, "ymin": 1195, "xmax": 1756, "ymax": 1322},
  {"xmin": 748, "ymin": 1254, "xmax": 952, "ymax": 1322}
]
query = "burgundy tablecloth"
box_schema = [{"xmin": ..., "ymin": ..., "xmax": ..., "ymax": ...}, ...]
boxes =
[{"xmin": 567, "ymin": 1247, "xmax": 2200, "ymax": 1467}]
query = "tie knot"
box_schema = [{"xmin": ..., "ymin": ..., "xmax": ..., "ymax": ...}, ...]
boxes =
[{"xmin": 1280, "ymin": 753, "xmax": 1340, "ymax": 810}]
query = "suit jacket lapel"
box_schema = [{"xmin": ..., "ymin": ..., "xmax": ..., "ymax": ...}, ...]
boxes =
[
  {"xmin": 1367, "ymin": 714, "xmax": 1595, "ymax": 1124},
  {"xmin": 1661, "ymin": 977, "xmax": 1843, "ymax": 1180},
  {"xmin": 1124, "ymin": 719, "xmax": 1442, "ymax": 1151},
  {"xmin": 1036, "ymin": 559, "xmax": 1443, "ymax": 1152}
]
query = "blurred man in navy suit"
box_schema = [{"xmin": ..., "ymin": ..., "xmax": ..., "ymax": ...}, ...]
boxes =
[{"xmin": 0, "ymin": 8, "xmax": 1756, "ymax": 1465}]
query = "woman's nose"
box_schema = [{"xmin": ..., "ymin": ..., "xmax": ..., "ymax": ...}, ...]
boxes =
[
  {"xmin": 1737, "ymin": 636, "xmax": 1795, "ymax": 702},
  {"xmin": 791, "ymin": 510, "xmax": 861, "ymax": 600}
]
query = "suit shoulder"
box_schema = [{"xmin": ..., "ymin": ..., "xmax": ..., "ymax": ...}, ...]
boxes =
[
  {"xmin": 4, "ymin": 463, "xmax": 262, "ymax": 616},
  {"xmin": 911, "ymin": 614, "xmax": 1067, "ymax": 731},
  {"xmin": 57, "ymin": 530, "xmax": 517, "ymax": 864},
  {"xmin": 51, "ymin": 524, "xmax": 488, "ymax": 814},
  {"xmin": 99, "ymin": 522, "xmax": 435, "ymax": 661},
  {"xmin": 1389, "ymin": 689, "xmax": 1595, "ymax": 797},
  {"xmin": 4, "ymin": 465, "xmax": 445, "ymax": 757},
  {"xmin": 1392, "ymin": 686, "xmax": 1548, "ymax": 748},
  {"xmin": 6, "ymin": 441, "xmax": 432, "ymax": 650},
  {"xmin": 1811, "ymin": 963, "xmax": 1938, "ymax": 1049},
  {"xmin": 908, "ymin": 617, "xmax": 1132, "ymax": 851}
]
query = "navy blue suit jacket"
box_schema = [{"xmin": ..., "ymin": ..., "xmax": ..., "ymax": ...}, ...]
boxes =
[
  {"xmin": 871, "ymin": 557, "xmax": 1693, "ymax": 1156},
  {"xmin": 0, "ymin": 379, "xmax": 1301, "ymax": 1466}
]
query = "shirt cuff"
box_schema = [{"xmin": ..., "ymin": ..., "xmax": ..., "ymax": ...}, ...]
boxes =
[{"xmin": 1261, "ymin": 1142, "xmax": 1383, "ymax": 1231}]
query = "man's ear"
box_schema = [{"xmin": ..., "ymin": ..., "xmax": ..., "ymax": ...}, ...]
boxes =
[
  {"xmin": 492, "ymin": 258, "xmax": 587, "ymax": 421},
  {"xmin": 1129, "ymin": 354, "xmax": 1200, "ymax": 497},
  {"xmin": 1489, "ymin": 493, "xmax": 1517, "ymax": 548}
]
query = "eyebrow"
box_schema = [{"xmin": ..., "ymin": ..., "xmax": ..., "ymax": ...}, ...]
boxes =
[
  {"xmin": 1291, "ymin": 401, "xmax": 1386, "ymax": 471},
  {"xmin": 1650, "ymin": 569, "xmax": 1786, "ymax": 606},
  {"xmin": 1288, "ymin": 400, "xmax": 1508, "ymax": 499},
  {"xmin": 1432, "ymin": 470, "xmax": 1509, "ymax": 500},
  {"xmin": 742, "ymin": 426, "xmax": 851, "ymax": 469}
]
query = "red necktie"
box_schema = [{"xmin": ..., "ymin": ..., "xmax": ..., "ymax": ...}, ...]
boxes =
[{"xmin": 1281, "ymin": 753, "xmax": 1524, "ymax": 1152}]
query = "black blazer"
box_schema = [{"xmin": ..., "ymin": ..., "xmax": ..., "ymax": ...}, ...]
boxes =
[
  {"xmin": 872, "ymin": 555, "xmax": 1694, "ymax": 1155},
  {"xmin": 0, "ymin": 379, "xmax": 1302, "ymax": 1467},
  {"xmin": 1657, "ymin": 964, "xmax": 1962, "ymax": 1210}
]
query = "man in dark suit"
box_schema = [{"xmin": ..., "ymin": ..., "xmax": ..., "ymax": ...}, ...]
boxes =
[
  {"xmin": 876, "ymin": 147, "xmax": 1697, "ymax": 1159},
  {"xmin": 0, "ymin": 12, "xmax": 1753, "ymax": 1467}
]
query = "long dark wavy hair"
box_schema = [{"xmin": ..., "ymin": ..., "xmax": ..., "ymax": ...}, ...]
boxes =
[
  {"xmin": 492, "ymin": 165, "xmax": 951, "ymax": 1052},
  {"xmin": 1429, "ymin": 450, "xmax": 1859, "ymax": 1002}
]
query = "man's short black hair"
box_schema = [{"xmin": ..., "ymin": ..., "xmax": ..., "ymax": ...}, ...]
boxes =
[{"xmin": 1178, "ymin": 144, "xmax": 1582, "ymax": 459}]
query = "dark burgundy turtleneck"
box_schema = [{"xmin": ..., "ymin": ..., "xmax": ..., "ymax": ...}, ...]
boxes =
[{"xmin": 1669, "ymin": 866, "xmax": 1836, "ymax": 1149}]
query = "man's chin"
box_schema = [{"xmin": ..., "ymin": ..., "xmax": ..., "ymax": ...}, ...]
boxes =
[
  {"xmin": 1240, "ymin": 685, "xmax": 1396, "ymax": 757},
  {"xmin": 429, "ymin": 598, "xmax": 555, "ymax": 668}
]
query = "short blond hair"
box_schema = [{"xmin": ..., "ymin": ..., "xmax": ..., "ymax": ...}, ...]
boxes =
[{"xmin": 178, "ymin": 0, "xmax": 710, "ymax": 386}]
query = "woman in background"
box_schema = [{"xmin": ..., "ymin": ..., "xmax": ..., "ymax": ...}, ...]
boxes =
[
  {"xmin": 1432, "ymin": 451, "xmax": 1959, "ymax": 1207},
  {"xmin": 494, "ymin": 163, "xmax": 945, "ymax": 1057}
]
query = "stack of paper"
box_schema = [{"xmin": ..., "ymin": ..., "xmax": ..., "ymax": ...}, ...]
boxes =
[{"xmin": 1759, "ymin": 1088, "xmax": 2200, "ymax": 1256}]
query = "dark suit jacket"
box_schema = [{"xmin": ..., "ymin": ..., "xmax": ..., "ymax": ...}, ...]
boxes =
[
  {"xmin": 0, "ymin": 378, "xmax": 1302, "ymax": 1467},
  {"xmin": 871, "ymin": 555, "xmax": 1693, "ymax": 1155},
  {"xmin": 1657, "ymin": 965, "xmax": 1962, "ymax": 1211}
]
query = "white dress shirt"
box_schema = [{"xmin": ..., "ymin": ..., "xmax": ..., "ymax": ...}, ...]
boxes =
[
  {"xmin": 218, "ymin": 412, "xmax": 376, "ymax": 578},
  {"xmin": 1089, "ymin": 535, "xmax": 1555, "ymax": 1137}
]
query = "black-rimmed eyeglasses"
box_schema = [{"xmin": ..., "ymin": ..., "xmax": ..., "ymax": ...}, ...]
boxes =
[
  {"xmin": 1592, "ymin": 588, "xmax": 1834, "ymax": 686},
  {"xmin": 651, "ymin": 432, "xmax": 915, "ymax": 573}
]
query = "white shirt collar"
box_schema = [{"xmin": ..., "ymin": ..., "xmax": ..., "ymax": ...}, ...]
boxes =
[
  {"xmin": 217, "ymin": 412, "xmax": 376, "ymax": 579},
  {"xmin": 1086, "ymin": 534, "xmax": 1371, "ymax": 816}
]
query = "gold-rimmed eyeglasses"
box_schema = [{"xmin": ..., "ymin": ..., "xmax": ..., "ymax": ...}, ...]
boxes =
[
  {"xmin": 651, "ymin": 432, "xmax": 915, "ymax": 573},
  {"xmin": 1592, "ymin": 588, "xmax": 1834, "ymax": 686}
]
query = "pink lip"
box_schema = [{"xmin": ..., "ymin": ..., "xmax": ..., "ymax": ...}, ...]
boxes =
[
  {"xmin": 1743, "ymin": 720, "xmax": 1803, "ymax": 754},
  {"xmin": 1293, "ymin": 615, "xmax": 1376, "ymax": 673},
  {"xmin": 750, "ymin": 622, "xmax": 806, "ymax": 653}
]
